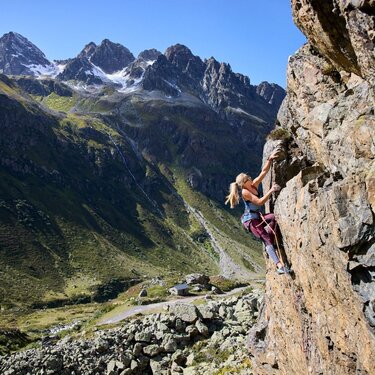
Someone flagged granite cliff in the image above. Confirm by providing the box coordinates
[249,1,375,374]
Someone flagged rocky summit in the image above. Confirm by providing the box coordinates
[0,32,55,76]
[249,1,375,374]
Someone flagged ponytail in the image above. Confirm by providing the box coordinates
[225,173,250,208]
[225,182,240,208]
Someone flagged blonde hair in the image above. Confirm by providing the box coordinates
[225,173,250,208]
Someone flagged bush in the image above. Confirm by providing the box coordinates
[190,228,209,243]
[267,127,292,142]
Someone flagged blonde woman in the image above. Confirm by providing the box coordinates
[225,151,291,274]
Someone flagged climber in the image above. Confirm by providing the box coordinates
[225,150,291,274]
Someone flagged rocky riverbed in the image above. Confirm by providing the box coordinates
[0,290,261,375]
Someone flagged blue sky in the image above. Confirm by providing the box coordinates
[1,0,306,87]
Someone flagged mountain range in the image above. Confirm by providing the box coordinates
[0,31,285,309]
[0,32,284,112]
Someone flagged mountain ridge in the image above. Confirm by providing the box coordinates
[0,31,285,112]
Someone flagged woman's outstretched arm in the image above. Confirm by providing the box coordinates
[252,150,279,188]
[243,184,280,206]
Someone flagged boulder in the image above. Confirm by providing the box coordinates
[134,331,152,343]
[161,334,178,353]
[195,320,209,338]
[168,303,199,323]
[143,344,162,357]
[185,273,209,285]
[138,289,147,298]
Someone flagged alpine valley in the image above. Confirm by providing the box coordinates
[0,32,284,321]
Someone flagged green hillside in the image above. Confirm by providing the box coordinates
[0,75,264,316]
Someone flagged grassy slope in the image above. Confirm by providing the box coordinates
[0,78,265,341]
[0,81,220,309]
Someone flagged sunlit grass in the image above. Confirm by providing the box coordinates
[43,93,77,112]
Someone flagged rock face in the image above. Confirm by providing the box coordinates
[291,0,375,89]
[58,39,135,82]
[56,56,105,84]
[249,1,375,374]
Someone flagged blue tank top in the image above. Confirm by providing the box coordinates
[241,199,263,223]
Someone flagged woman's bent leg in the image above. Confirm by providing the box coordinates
[249,219,280,265]
[263,213,277,243]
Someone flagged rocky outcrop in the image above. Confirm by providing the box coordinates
[14,76,73,97]
[0,292,260,375]
[256,82,286,113]
[291,0,375,90]
[56,56,104,84]
[249,1,375,374]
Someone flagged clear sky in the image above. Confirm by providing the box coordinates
[0,0,306,88]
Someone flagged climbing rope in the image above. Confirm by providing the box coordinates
[256,212,285,267]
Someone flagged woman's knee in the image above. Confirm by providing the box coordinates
[265,213,275,221]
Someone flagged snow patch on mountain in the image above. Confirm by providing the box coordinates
[34,58,158,93]
[227,106,267,123]
[26,63,62,77]
[163,79,182,93]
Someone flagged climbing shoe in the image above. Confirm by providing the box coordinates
[277,266,292,275]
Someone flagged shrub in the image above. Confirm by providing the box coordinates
[267,127,292,142]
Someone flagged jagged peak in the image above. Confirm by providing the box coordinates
[205,57,220,68]
[1,31,29,43]
[77,39,134,60]
[78,42,97,59]
[165,43,193,56]
[256,81,286,108]
[165,44,196,63]
[257,81,283,89]
[138,48,162,61]
[79,38,135,74]
[101,38,112,44]
[0,31,53,76]
[0,31,46,56]
[99,38,124,48]
[2,31,19,39]
[97,38,132,53]
[219,62,232,73]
